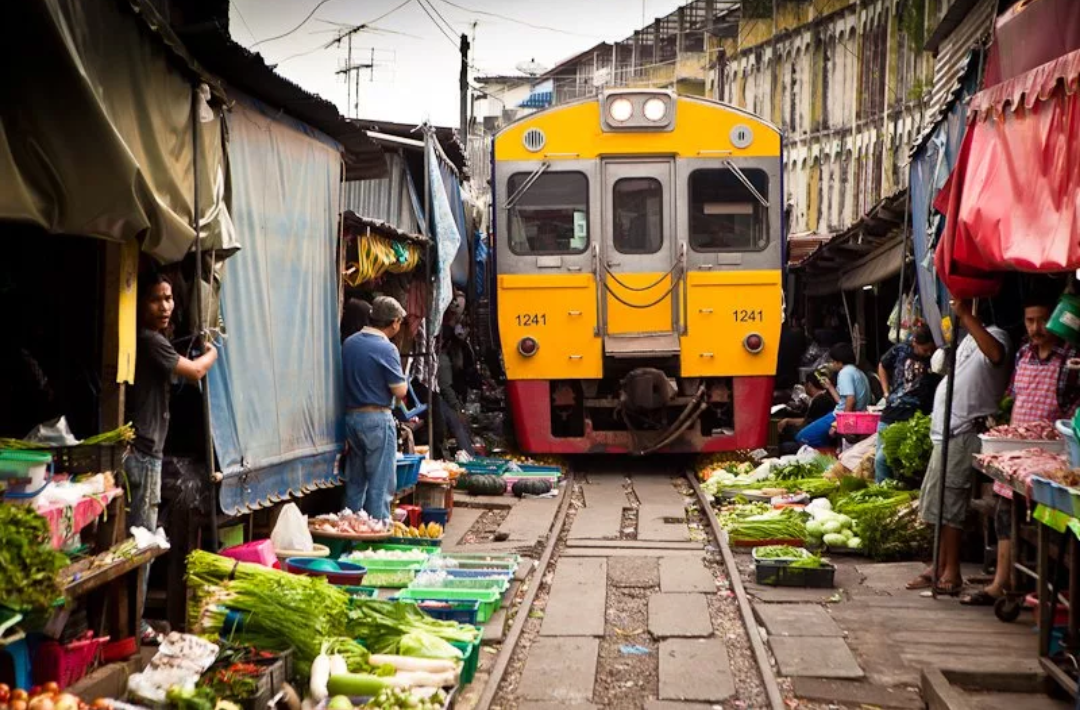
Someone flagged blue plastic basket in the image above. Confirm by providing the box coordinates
[396,454,423,490]
[1050,481,1075,515]
[1031,477,1057,508]
[441,568,513,579]
[1057,420,1080,468]
[390,597,481,624]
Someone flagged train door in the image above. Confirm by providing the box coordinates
[600,159,680,358]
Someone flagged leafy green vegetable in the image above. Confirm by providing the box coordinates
[0,503,67,610]
[397,631,463,660]
[880,412,934,482]
[856,504,931,561]
[724,509,807,542]
[754,545,809,559]
[347,599,479,655]
[788,554,826,569]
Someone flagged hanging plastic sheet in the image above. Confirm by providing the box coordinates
[935,48,1080,299]
[0,0,237,264]
[427,139,463,336]
[909,55,981,345]
[442,162,470,290]
[208,96,344,515]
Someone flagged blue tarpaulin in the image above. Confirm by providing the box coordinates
[519,91,553,109]
[208,95,345,515]
[426,139,463,336]
[909,53,981,346]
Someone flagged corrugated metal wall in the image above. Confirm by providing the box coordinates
[927,0,996,119]
[342,152,419,234]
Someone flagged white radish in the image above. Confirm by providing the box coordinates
[368,655,457,674]
[328,654,348,676]
[391,670,457,688]
[309,653,331,701]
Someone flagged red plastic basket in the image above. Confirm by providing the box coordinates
[835,411,881,435]
[34,633,109,688]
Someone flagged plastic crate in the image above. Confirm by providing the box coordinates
[394,598,481,625]
[361,569,419,588]
[221,539,277,567]
[33,633,109,688]
[421,508,450,527]
[441,568,514,579]
[979,435,1065,456]
[395,588,501,623]
[353,542,441,555]
[1050,481,1075,515]
[1031,477,1057,508]
[513,464,562,476]
[461,458,510,475]
[41,444,125,475]
[385,536,443,548]
[343,586,379,600]
[450,639,480,685]
[342,554,428,571]
[754,559,836,588]
[396,455,423,490]
[412,576,510,593]
[834,411,881,436]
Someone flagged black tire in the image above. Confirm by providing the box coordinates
[994,596,1022,623]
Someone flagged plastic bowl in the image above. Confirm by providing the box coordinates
[285,557,367,585]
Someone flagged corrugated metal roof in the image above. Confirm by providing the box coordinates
[925,0,995,119]
[342,153,420,236]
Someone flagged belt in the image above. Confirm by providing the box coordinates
[349,405,391,413]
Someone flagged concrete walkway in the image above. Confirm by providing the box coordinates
[515,474,736,708]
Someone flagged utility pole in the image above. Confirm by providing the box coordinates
[459,33,470,134]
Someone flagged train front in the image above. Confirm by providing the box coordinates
[492,90,783,455]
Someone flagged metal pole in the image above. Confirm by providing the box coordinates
[459,34,470,135]
[895,190,911,344]
[192,88,219,551]
[423,129,435,461]
[931,308,961,596]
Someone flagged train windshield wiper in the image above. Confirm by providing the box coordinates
[722,160,769,208]
[506,162,551,211]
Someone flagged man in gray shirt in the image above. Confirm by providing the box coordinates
[909,299,1010,594]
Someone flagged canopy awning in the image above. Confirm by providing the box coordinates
[935,47,1080,299]
[519,90,553,109]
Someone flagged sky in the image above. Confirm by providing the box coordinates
[229,0,687,127]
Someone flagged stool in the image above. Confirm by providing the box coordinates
[0,635,32,690]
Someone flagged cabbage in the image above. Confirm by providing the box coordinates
[840,528,854,541]
[836,514,853,528]
[847,537,862,549]
[822,520,842,535]
[822,533,847,547]
[805,520,825,536]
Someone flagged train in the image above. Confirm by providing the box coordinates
[490,90,783,455]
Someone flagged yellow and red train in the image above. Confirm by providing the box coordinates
[491,90,783,454]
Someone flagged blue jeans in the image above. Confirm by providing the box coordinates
[874,420,892,484]
[123,449,162,620]
[796,411,836,448]
[344,410,397,519]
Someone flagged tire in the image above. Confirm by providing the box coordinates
[994,595,1022,623]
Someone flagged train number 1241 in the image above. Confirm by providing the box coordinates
[516,313,547,326]
[732,309,764,322]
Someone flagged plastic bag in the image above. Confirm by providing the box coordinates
[271,503,313,552]
[23,416,79,446]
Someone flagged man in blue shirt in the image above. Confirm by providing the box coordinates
[796,342,870,448]
[342,296,408,519]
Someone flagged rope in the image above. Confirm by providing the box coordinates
[602,260,681,292]
[601,266,685,310]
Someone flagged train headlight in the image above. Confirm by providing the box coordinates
[643,97,668,122]
[608,97,633,123]
[743,333,764,354]
[518,336,539,357]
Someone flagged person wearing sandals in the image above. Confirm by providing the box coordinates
[908,299,1010,596]
[960,293,1079,606]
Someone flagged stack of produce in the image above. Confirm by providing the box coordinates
[717,505,806,544]
[310,511,391,536]
[390,521,443,539]
[754,545,829,570]
[0,504,68,611]
[346,599,479,659]
[804,500,860,550]
[879,411,933,482]
[822,483,926,560]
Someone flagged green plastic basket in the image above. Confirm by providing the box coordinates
[450,639,480,686]
[395,588,501,623]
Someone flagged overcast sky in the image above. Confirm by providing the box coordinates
[230,0,686,126]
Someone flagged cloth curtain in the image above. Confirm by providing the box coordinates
[0,0,236,263]
[208,96,343,515]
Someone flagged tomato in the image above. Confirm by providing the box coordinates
[11,700,28,710]
[40,686,58,698]
[11,691,28,703]
[0,687,10,704]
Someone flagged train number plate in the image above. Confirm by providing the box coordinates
[515,313,547,326]
[732,309,764,322]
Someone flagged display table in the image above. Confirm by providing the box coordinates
[36,488,124,549]
[974,458,1080,699]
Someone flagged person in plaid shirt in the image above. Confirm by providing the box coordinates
[962,294,1080,606]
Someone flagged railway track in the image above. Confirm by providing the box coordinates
[468,463,785,710]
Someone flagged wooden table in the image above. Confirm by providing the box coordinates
[974,458,1080,699]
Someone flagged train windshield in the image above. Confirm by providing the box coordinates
[612,178,663,254]
[507,171,589,255]
[688,168,769,251]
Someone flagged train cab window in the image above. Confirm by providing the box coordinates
[688,169,768,251]
[612,178,663,254]
[507,172,589,255]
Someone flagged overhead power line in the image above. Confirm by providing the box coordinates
[432,0,600,38]
[417,0,461,50]
[249,0,336,48]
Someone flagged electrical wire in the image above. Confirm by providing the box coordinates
[420,0,459,37]
[249,0,337,48]
[432,0,600,38]
[416,0,460,50]
[229,0,258,45]
[270,0,415,66]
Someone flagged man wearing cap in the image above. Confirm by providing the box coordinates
[342,296,408,519]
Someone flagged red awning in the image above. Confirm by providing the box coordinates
[935,47,1080,299]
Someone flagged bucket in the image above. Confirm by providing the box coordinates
[1058,420,1080,468]
[0,450,53,501]
[1048,294,1080,345]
